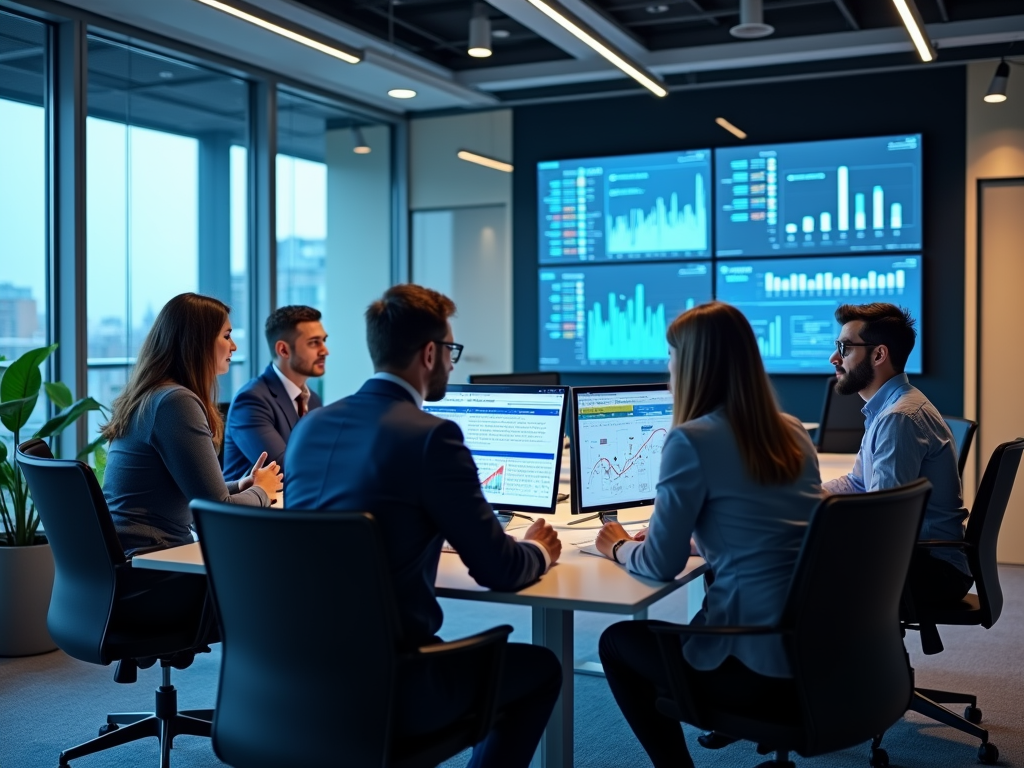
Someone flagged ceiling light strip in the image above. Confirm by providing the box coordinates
[193,0,362,64]
[526,0,667,97]
[715,117,747,139]
[457,150,514,173]
[891,0,935,63]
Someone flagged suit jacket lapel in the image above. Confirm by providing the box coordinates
[262,364,299,432]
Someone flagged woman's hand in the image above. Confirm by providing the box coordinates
[239,451,283,500]
[595,521,632,560]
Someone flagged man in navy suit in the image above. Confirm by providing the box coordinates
[222,305,328,480]
[286,284,562,768]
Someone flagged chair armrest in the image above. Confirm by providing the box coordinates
[127,544,173,559]
[407,624,513,660]
[648,623,785,638]
[917,539,971,549]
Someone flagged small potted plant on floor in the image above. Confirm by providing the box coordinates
[0,344,106,656]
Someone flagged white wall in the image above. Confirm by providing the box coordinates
[964,60,1024,561]
[322,123,392,404]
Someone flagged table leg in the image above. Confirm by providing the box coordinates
[531,606,573,768]
[574,607,648,678]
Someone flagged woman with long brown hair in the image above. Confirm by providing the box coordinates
[594,301,822,768]
[102,292,282,555]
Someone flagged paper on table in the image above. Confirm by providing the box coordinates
[571,524,648,558]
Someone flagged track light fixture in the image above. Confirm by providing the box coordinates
[984,60,1010,103]
[468,3,493,58]
[352,127,371,154]
[457,150,514,173]
[730,0,774,40]
[891,0,935,63]
[192,0,362,64]
[715,117,747,140]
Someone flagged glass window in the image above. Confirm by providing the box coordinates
[85,37,250,435]
[0,10,48,437]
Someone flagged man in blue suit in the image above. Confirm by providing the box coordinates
[286,284,562,768]
[222,305,328,481]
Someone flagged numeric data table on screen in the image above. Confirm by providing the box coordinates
[538,149,712,264]
[716,254,923,374]
[716,134,922,257]
[539,262,713,373]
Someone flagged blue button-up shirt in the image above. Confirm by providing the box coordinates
[823,373,969,575]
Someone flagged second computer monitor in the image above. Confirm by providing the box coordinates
[571,383,673,516]
[423,384,569,515]
[468,372,561,386]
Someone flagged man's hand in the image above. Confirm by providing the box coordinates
[596,521,632,560]
[523,518,562,565]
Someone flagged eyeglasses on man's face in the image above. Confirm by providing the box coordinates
[834,339,876,358]
[434,340,464,363]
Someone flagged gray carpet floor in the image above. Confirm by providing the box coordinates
[2,567,1022,768]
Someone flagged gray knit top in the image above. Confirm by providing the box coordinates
[104,384,269,555]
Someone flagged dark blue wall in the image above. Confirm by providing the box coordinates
[512,66,967,422]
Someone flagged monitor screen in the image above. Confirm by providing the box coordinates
[571,384,673,515]
[539,262,713,373]
[716,254,923,374]
[716,134,922,257]
[423,384,569,514]
[537,148,712,264]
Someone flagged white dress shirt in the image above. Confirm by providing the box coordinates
[272,363,310,415]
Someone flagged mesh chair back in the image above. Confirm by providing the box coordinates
[192,501,404,768]
[468,372,561,385]
[815,377,866,453]
[964,438,1024,628]
[16,439,125,664]
[942,416,979,480]
[781,479,930,755]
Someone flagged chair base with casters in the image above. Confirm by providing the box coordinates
[59,655,213,768]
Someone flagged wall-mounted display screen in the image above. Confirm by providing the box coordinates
[539,262,713,373]
[716,135,922,257]
[716,254,923,374]
[537,149,712,264]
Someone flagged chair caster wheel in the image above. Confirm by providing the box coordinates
[98,722,119,736]
[870,747,889,767]
[978,742,998,764]
[698,730,739,749]
[964,706,983,724]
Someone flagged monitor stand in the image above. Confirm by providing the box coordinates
[566,511,618,526]
[494,510,535,523]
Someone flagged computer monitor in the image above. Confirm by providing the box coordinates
[469,372,561,385]
[423,384,569,515]
[570,383,673,519]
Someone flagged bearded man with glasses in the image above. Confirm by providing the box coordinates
[824,302,971,608]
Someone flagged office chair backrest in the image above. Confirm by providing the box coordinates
[192,501,404,768]
[964,438,1024,629]
[781,478,929,756]
[942,415,978,480]
[16,439,126,664]
[468,371,561,385]
[815,376,867,453]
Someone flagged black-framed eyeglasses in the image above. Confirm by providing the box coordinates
[834,340,876,358]
[434,340,464,363]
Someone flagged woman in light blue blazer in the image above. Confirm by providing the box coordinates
[595,301,823,768]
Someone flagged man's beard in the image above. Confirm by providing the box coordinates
[291,356,324,378]
[834,354,875,396]
[424,355,449,402]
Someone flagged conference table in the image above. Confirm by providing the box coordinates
[132,450,857,768]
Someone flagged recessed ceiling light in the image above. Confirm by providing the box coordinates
[387,88,417,99]
[492,28,511,39]
[646,4,669,13]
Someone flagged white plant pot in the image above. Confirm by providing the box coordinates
[0,542,57,656]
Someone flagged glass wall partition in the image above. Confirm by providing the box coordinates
[0,10,48,437]
[85,37,251,434]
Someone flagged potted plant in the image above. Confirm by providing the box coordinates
[0,344,106,656]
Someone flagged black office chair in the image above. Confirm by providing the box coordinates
[651,479,931,768]
[191,500,513,768]
[468,371,561,385]
[901,437,1024,765]
[941,415,979,480]
[16,438,214,768]
[815,376,867,453]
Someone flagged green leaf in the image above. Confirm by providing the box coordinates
[92,444,107,488]
[44,381,73,411]
[0,440,6,464]
[76,434,108,462]
[0,344,56,433]
[0,394,39,434]
[33,397,105,439]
